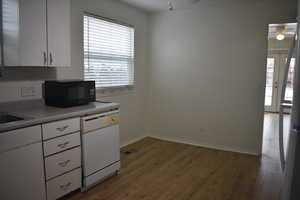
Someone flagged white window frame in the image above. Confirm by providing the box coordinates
[83,13,135,90]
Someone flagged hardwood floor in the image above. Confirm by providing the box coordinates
[68,121,284,200]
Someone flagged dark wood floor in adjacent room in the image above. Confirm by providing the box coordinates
[68,135,282,200]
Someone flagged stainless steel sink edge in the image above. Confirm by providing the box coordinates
[0,112,34,124]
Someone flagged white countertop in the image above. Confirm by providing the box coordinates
[0,100,120,133]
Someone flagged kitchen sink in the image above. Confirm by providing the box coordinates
[0,113,25,124]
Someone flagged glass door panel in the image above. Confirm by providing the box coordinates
[265,58,275,107]
[285,58,295,102]
[264,54,296,113]
[265,56,279,112]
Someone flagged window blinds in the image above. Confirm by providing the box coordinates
[84,14,135,88]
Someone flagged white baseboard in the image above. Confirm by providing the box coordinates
[119,134,261,156]
[120,135,147,148]
[149,135,260,156]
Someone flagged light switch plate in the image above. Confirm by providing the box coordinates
[21,86,36,97]
[0,81,43,103]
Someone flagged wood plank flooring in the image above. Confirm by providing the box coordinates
[68,135,282,200]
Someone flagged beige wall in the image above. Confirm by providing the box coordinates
[0,67,56,81]
[55,0,150,146]
[0,0,297,155]
[146,0,297,155]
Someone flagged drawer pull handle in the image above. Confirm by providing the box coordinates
[57,141,70,149]
[60,182,72,190]
[56,125,69,132]
[58,160,70,167]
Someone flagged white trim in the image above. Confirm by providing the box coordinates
[119,135,260,155]
[120,135,147,148]
[96,88,134,98]
[84,12,134,28]
[149,135,260,156]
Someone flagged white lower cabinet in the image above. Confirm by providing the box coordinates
[42,118,80,140]
[0,142,46,200]
[47,168,81,200]
[43,126,82,200]
[0,110,119,200]
[45,146,81,180]
[43,132,81,156]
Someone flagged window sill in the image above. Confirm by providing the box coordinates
[96,85,134,97]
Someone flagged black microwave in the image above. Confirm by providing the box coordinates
[44,80,96,107]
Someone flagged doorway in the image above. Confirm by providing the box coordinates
[262,23,297,164]
[264,23,297,113]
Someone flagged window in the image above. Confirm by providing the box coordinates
[84,14,135,89]
[265,58,275,106]
[285,58,295,102]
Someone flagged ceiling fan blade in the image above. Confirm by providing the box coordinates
[189,0,201,4]
[167,0,201,11]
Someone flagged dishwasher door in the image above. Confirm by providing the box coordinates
[82,124,120,177]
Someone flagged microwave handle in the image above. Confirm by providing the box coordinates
[49,52,53,65]
[43,52,47,65]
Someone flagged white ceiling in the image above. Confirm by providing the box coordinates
[119,0,202,12]
[119,0,266,12]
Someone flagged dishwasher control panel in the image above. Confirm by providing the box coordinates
[81,110,120,133]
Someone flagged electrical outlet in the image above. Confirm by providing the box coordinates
[21,86,36,97]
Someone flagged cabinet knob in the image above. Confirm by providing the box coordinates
[60,182,72,190]
[56,125,69,132]
[58,160,70,167]
[57,141,70,149]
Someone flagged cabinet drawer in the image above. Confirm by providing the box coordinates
[43,132,81,156]
[47,168,81,200]
[45,147,81,180]
[0,126,42,153]
[42,118,80,140]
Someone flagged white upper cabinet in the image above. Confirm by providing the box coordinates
[2,0,47,66]
[47,0,71,67]
[1,0,71,67]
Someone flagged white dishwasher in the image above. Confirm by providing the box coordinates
[81,109,120,191]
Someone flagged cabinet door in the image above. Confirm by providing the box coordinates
[0,142,46,200]
[47,0,71,67]
[2,0,47,66]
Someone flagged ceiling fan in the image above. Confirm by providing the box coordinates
[168,0,201,11]
[275,25,288,41]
